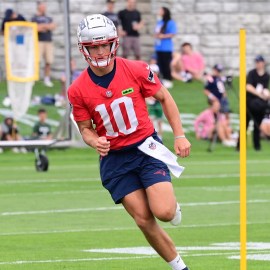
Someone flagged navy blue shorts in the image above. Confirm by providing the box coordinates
[99,134,171,204]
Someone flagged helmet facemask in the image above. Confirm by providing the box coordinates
[77,14,119,68]
[78,38,119,67]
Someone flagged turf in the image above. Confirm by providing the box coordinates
[0,78,269,269]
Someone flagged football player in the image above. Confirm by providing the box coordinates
[68,14,191,270]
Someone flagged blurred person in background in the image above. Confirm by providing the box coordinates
[146,56,164,139]
[204,64,231,116]
[60,58,81,99]
[103,0,120,34]
[194,100,236,147]
[118,0,144,60]
[32,108,52,140]
[154,7,177,89]
[244,55,270,150]
[1,117,27,153]
[171,42,205,83]
[32,1,56,88]
[1,8,26,34]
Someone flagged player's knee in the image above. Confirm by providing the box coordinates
[134,214,155,231]
[154,207,175,222]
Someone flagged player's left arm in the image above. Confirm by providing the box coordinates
[153,86,191,158]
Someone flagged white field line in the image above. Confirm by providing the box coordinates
[1,178,100,184]
[0,159,269,172]
[1,221,270,237]
[187,160,270,165]
[1,199,269,217]
[183,199,270,206]
[2,185,270,197]
[0,190,107,197]
[0,256,157,265]
[179,173,270,179]
[0,250,269,265]
[0,206,124,216]
[188,250,270,258]
[0,164,98,171]
[1,172,270,185]
[1,185,269,197]
[229,254,270,261]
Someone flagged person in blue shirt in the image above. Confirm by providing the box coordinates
[154,7,177,89]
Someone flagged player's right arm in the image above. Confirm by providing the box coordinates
[76,120,110,156]
[68,82,110,156]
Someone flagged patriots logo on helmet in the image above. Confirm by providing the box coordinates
[79,20,86,31]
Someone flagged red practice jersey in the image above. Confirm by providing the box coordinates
[68,57,162,150]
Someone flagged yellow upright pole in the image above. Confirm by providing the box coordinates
[239,29,247,270]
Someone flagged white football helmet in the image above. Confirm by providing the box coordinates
[77,14,119,67]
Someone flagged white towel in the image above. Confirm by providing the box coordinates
[138,136,185,178]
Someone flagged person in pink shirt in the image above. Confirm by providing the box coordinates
[171,42,205,82]
[194,100,236,147]
[194,100,219,140]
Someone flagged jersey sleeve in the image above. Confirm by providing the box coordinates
[136,62,162,98]
[68,86,91,122]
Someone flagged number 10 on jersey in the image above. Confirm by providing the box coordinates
[95,96,139,136]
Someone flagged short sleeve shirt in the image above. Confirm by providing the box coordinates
[246,68,270,100]
[204,76,225,101]
[32,15,53,41]
[154,19,177,52]
[118,9,141,37]
[103,11,119,29]
[68,57,162,150]
[33,122,51,139]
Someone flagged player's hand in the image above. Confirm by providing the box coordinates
[95,136,110,157]
[174,137,191,158]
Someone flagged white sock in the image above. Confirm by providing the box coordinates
[168,254,186,270]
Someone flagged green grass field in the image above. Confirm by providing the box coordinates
[0,79,270,269]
